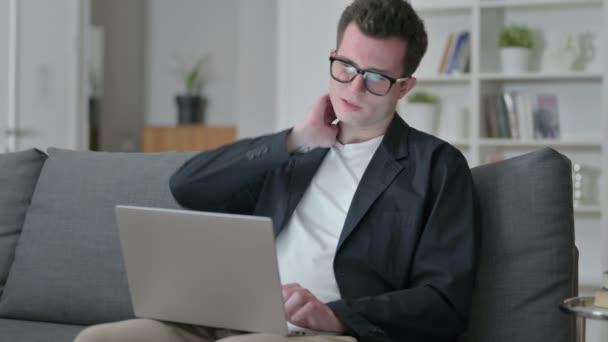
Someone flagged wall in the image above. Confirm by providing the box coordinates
[0,1,8,151]
[236,0,277,138]
[275,0,346,131]
[92,0,147,151]
[145,0,239,127]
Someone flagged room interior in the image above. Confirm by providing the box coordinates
[0,0,607,340]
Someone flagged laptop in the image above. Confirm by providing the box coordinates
[115,205,289,336]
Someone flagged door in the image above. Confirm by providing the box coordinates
[1,0,86,153]
[0,0,11,152]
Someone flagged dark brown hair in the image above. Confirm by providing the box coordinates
[337,0,428,77]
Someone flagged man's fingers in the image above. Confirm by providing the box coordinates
[323,105,337,125]
[289,301,316,327]
[284,289,310,318]
[281,283,302,301]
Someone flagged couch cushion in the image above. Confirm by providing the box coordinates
[461,148,576,342]
[0,148,196,325]
[0,318,85,342]
[0,149,46,295]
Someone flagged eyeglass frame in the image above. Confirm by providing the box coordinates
[328,56,411,96]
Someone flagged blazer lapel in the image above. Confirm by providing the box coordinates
[336,147,403,251]
[336,114,411,252]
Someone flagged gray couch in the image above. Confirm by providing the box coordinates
[0,147,576,342]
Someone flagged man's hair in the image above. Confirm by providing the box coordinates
[337,0,428,77]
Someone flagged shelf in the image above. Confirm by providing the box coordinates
[480,72,603,82]
[574,205,602,215]
[480,0,602,10]
[416,75,471,84]
[414,1,472,13]
[448,139,470,148]
[478,139,603,148]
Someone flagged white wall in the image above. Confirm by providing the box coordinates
[603,0,608,278]
[236,0,277,138]
[145,0,239,127]
[275,0,346,131]
[0,1,8,151]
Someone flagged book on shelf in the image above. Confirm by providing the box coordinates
[482,93,560,140]
[502,93,520,140]
[438,31,470,75]
[495,95,511,138]
[438,33,455,74]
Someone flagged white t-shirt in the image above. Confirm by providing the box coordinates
[276,135,383,334]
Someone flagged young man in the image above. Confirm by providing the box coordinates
[75,0,478,341]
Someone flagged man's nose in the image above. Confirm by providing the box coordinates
[350,73,367,94]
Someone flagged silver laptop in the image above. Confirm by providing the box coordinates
[115,205,289,336]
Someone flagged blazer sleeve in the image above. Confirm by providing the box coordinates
[169,129,293,214]
[328,148,479,341]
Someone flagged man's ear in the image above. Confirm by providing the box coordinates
[398,77,417,98]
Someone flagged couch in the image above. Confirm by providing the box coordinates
[0,147,577,342]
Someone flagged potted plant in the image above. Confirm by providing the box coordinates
[400,91,440,135]
[175,57,207,124]
[499,25,534,73]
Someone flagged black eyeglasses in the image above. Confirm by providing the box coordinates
[329,56,410,96]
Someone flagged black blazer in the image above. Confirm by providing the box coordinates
[169,114,479,342]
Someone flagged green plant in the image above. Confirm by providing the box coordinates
[183,59,203,95]
[174,55,208,96]
[499,25,534,49]
[408,91,438,104]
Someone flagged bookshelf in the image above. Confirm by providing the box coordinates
[408,0,607,305]
[479,71,603,81]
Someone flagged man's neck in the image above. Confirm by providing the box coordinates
[337,117,392,145]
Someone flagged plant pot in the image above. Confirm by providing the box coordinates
[500,47,531,73]
[403,103,438,135]
[175,95,206,124]
[438,107,468,140]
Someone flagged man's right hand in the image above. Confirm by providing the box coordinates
[287,94,339,154]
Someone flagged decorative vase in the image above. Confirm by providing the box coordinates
[572,163,600,207]
[500,47,531,73]
[175,95,206,124]
[403,103,438,135]
[558,33,583,72]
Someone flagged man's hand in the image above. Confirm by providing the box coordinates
[287,94,339,154]
[282,283,347,333]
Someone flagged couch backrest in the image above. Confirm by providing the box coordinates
[0,148,196,325]
[461,148,577,342]
[0,149,47,296]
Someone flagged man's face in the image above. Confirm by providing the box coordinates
[329,22,416,130]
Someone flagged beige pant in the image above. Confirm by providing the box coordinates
[74,319,357,342]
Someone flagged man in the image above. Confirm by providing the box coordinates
[75,0,478,341]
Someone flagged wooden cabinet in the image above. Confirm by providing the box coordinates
[141,125,236,152]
